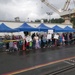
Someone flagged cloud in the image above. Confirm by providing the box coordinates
[0,0,12,4]
[0,0,74,21]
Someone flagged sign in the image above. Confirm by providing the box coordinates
[54,34,59,39]
[48,30,53,34]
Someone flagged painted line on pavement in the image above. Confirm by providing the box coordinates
[2,56,75,75]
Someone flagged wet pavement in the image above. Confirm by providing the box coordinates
[0,45,75,75]
[57,67,75,75]
[15,61,70,75]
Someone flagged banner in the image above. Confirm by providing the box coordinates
[48,30,53,34]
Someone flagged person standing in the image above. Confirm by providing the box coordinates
[47,33,52,47]
[34,34,40,49]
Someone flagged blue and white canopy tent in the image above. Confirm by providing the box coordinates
[15,22,38,32]
[0,23,19,32]
[37,23,52,32]
[52,25,64,32]
[63,26,75,32]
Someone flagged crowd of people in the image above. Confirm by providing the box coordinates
[0,32,75,52]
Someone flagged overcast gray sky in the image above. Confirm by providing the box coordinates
[0,0,74,21]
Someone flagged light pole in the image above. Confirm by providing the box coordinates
[46,12,53,23]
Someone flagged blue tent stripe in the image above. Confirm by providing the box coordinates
[52,25,64,32]
[16,22,38,31]
[63,26,75,32]
[37,23,52,31]
[0,23,18,32]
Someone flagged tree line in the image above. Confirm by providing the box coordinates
[35,18,75,28]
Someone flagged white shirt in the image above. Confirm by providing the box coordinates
[9,42,13,47]
[47,33,52,40]
[26,35,32,42]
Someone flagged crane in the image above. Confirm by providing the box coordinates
[73,0,75,7]
[62,0,71,11]
[41,0,60,15]
[40,0,75,24]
